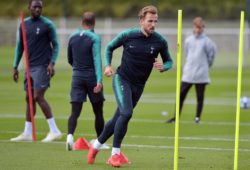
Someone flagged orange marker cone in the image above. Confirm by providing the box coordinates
[74,137,90,150]
[120,152,131,164]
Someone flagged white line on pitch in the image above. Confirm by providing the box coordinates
[1,93,237,106]
[0,139,249,152]
[1,113,250,126]
[2,130,250,142]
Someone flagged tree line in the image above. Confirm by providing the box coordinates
[0,0,245,19]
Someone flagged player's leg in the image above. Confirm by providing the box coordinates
[10,77,35,141]
[91,101,111,150]
[34,89,52,118]
[87,79,105,137]
[25,90,36,122]
[113,75,132,143]
[24,91,36,138]
[179,82,193,113]
[68,102,83,135]
[107,76,144,167]
[88,108,120,164]
[167,82,192,123]
[67,76,86,150]
[98,108,120,143]
[88,74,125,165]
[34,89,62,141]
[33,66,61,142]
[194,83,206,123]
[67,102,83,150]
[108,74,137,167]
[91,101,104,136]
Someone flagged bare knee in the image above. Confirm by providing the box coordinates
[34,94,44,103]
[25,94,34,103]
[34,90,46,103]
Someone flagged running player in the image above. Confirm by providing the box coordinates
[87,5,173,167]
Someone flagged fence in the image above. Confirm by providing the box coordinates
[1,18,249,68]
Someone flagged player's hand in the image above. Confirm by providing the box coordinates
[153,59,164,72]
[13,68,19,83]
[94,83,102,93]
[104,66,114,77]
[47,62,55,77]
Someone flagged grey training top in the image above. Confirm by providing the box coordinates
[182,33,216,84]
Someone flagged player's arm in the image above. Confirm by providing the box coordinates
[104,30,127,77]
[154,36,173,72]
[13,25,24,82]
[48,21,59,65]
[184,37,189,57]
[67,39,73,66]
[47,21,59,77]
[205,38,216,67]
[92,35,103,93]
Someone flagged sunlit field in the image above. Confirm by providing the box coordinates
[0,46,249,169]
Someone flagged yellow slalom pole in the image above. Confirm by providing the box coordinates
[174,9,182,170]
[233,11,245,170]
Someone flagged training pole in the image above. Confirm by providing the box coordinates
[173,9,182,170]
[20,11,36,141]
[233,11,244,170]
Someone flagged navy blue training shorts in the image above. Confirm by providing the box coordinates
[70,76,105,103]
[24,66,50,91]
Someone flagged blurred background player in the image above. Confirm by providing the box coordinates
[11,0,62,142]
[66,11,109,151]
[167,17,216,124]
[87,5,173,167]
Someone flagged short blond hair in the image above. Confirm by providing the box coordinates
[193,17,205,27]
[138,5,158,20]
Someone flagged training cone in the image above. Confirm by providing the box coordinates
[74,137,90,150]
[120,152,131,164]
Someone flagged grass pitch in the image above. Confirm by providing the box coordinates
[0,46,250,169]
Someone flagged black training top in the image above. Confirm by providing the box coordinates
[13,16,59,69]
[105,28,173,86]
[68,29,102,84]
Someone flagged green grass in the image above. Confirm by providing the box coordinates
[0,46,250,169]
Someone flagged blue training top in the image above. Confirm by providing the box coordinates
[67,29,102,84]
[105,28,173,86]
[13,16,59,69]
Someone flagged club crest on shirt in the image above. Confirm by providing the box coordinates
[80,30,85,36]
[36,27,40,35]
[150,46,155,54]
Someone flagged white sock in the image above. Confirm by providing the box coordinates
[112,147,120,156]
[47,117,60,133]
[24,121,32,135]
[67,134,74,143]
[93,139,102,150]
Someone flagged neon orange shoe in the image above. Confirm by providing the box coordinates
[87,145,99,164]
[107,154,121,167]
[120,152,131,164]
